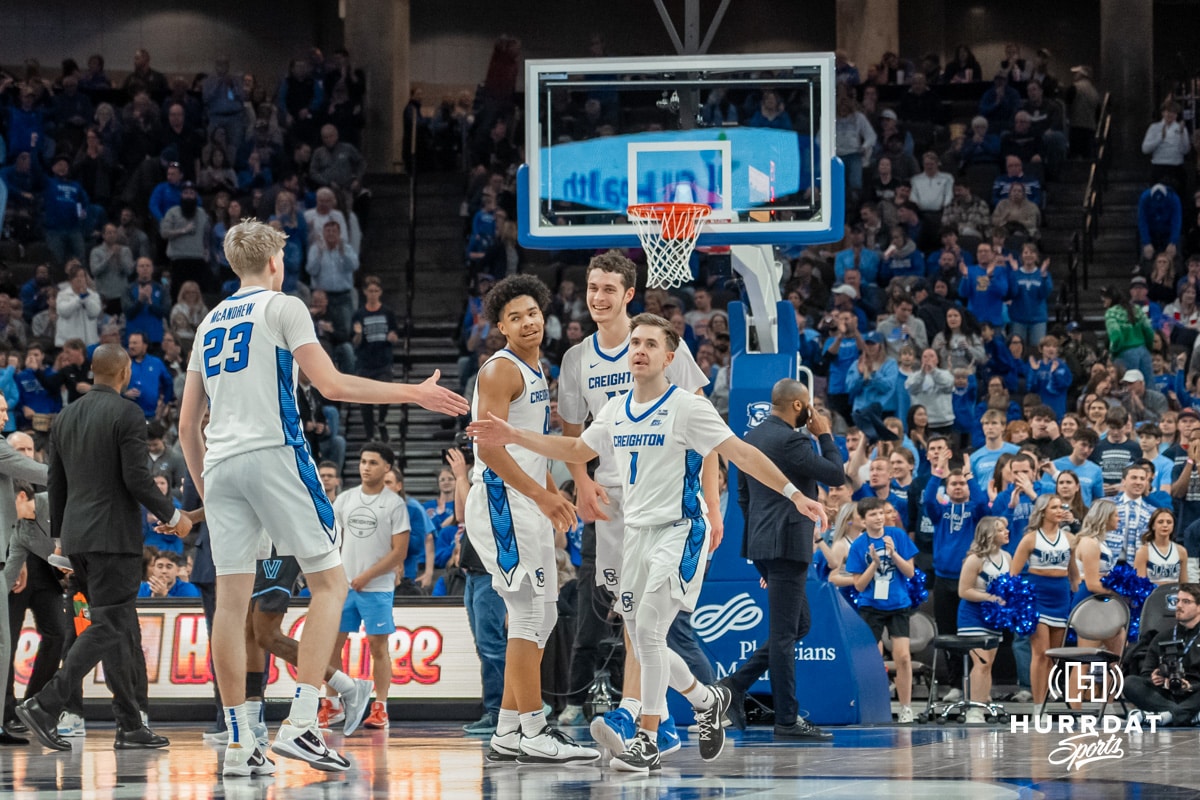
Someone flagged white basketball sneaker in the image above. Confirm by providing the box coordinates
[517,726,601,764]
[222,742,277,777]
[271,721,351,772]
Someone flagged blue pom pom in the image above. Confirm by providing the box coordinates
[905,570,930,606]
[983,573,1039,635]
[1101,563,1155,641]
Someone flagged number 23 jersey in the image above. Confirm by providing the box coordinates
[581,385,731,527]
[187,288,319,470]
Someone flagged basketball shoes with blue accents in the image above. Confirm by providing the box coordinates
[656,715,681,757]
[590,707,636,755]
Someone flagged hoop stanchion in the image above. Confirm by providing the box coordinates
[627,202,711,289]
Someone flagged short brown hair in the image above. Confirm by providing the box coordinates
[363,275,382,289]
[587,250,638,292]
[628,313,680,352]
[224,219,287,278]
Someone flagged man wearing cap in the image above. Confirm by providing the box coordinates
[42,155,90,267]
[830,284,869,332]
[1130,276,1167,331]
[1122,369,1168,425]
[834,224,882,286]
[148,163,184,223]
[847,331,901,443]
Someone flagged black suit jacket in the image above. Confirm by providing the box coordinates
[737,415,845,563]
[48,384,178,555]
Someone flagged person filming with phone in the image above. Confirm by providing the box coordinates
[1126,584,1200,726]
[718,379,845,740]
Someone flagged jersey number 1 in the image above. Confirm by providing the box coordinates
[203,322,254,377]
[628,451,639,485]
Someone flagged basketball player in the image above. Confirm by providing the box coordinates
[464,274,599,765]
[558,251,712,755]
[177,219,467,776]
[331,442,410,730]
[469,313,827,772]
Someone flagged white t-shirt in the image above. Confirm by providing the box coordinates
[559,332,708,486]
[187,288,319,471]
[334,485,410,593]
[581,385,732,527]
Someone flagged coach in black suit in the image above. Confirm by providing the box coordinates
[720,379,845,739]
[16,345,192,751]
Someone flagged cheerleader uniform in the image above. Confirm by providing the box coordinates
[1071,539,1116,606]
[1026,528,1072,627]
[957,550,1013,636]
[1146,541,1182,585]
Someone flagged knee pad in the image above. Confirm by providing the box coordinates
[537,600,558,649]
[505,584,544,643]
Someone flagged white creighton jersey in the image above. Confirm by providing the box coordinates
[560,332,708,486]
[187,288,320,470]
[581,385,731,528]
[471,349,551,487]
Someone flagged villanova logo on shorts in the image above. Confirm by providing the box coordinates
[262,560,282,580]
[621,592,634,613]
[746,402,771,429]
[603,568,618,586]
[535,568,545,588]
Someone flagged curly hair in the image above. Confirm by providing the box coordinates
[483,274,552,325]
[587,250,638,292]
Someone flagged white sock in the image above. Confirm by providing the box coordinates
[619,698,642,720]
[224,704,252,745]
[684,682,714,711]
[519,709,548,738]
[289,684,320,726]
[245,700,262,725]
[497,707,520,735]
[328,670,355,694]
[328,695,344,710]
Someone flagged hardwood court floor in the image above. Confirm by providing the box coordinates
[4,721,1200,799]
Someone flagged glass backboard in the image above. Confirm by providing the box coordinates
[517,53,843,250]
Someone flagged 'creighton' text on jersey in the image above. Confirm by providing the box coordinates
[581,385,732,528]
[559,333,708,487]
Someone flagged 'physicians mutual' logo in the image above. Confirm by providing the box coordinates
[692,593,763,643]
[745,402,771,429]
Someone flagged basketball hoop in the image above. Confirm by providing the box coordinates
[627,202,712,289]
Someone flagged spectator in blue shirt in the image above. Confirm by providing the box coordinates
[834,224,882,285]
[1028,336,1073,419]
[979,74,1022,132]
[387,467,436,591]
[143,474,185,553]
[990,452,1039,554]
[958,243,1010,327]
[425,466,459,568]
[3,88,46,161]
[125,331,174,419]
[993,155,1044,207]
[847,331,902,443]
[880,225,925,282]
[42,155,91,266]
[1009,244,1054,346]
[19,263,53,324]
[16,343,62,430]
[148,162,185,222]
[745,90,793,130]
[822,309,863,428]
[123,257,170,346]
[1138,184,1182,260]
[138,550,201,598]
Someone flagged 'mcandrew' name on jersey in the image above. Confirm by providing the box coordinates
[209,299,258,323]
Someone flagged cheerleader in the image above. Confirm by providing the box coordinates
[1073,500,1125,655]
[817,504,865,606]
[1135,508,1188,585]
[956,516,1012,721]
[1011,494,1078,710]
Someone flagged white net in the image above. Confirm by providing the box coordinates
[627,203,712,289]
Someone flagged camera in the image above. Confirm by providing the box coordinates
[1159,639,1187,694]
[443,430,475,465]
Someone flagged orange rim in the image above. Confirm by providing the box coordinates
[627,202,711,240]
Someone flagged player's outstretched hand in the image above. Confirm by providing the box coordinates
[414,370,471,417]
[538,490,578,534]
[791,492,828,532]
[575,476,611,523]
[466,412,518,447]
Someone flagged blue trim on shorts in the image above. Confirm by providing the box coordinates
[957,599,1001,637]
[276,346,336,544]
[679,517,706,584]
[1029,572,1071,627]
[482,467,520,583]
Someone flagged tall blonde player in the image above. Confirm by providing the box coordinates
[558,251,713,755]
[177,220,467,776]
[470,314,827,772]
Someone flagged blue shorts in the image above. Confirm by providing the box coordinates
[339,590,396,635]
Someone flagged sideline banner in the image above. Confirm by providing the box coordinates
[13,602,482,700]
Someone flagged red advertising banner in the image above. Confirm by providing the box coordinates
[14,603,482,700]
